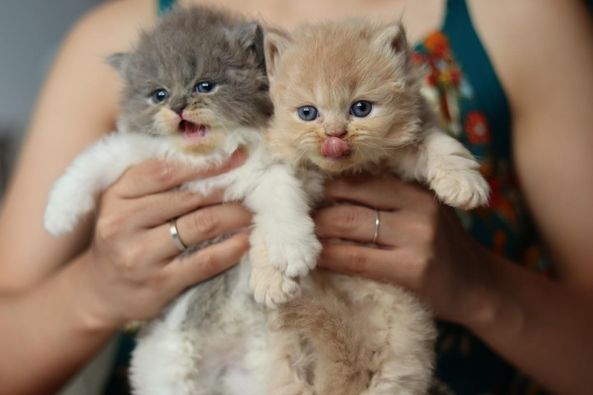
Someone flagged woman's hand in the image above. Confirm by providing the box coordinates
[314,176,498,326]
[80,151,252,329]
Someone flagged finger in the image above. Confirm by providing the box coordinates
[166,233,249,288]
[315,204,429,247]
[317,241,393,281]
[318,242,417,287]
[127,188,225,228]
[324,176,432,210]
[114,149,247,198]
[147,203,253,259]
[315,204,384,245]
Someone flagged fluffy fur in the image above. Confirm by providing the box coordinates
[262,20,491,394]
[44,7,321,394]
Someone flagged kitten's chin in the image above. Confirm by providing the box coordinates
[309,154,359,174]
[170,122,226,155]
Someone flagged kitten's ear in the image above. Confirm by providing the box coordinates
[263,27,292,80]
[107,52,129,78]
[234,22,263,49]
[373,22,409,59]
[230,22,266,69]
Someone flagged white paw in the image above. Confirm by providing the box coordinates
[431,168,489,209]
[44,193,94,236]
[267,235,322,278]
[250,264,301,308]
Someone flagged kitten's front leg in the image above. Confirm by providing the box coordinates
[249,231,301,307]
[244,163,321,279]
[44,133,155,235]
[396,127,490,209]
[241,163,321,307]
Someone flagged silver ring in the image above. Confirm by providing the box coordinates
[371,209,381,244]
[169,218,188,252]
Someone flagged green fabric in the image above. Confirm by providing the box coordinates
[442,0,512,160]
[102,333,135,395]
[157,0,176,16]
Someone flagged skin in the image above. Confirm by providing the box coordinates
[0,0,591,394]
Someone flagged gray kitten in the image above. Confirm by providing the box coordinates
[43,6,321,395]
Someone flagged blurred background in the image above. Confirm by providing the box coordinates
[0,0,100,194]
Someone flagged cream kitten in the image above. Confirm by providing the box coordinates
[44,7,320,395]
[261,20,490,394]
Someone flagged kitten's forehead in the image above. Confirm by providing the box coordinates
[275,22,405,105]
[131,35,217,86]
[125,8,251,88]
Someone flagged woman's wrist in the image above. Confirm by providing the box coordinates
[61,251,124,333]
[456,244,523,336]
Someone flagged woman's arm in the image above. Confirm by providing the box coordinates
[0,4,151,391]
[474,0,593,289]
[315,1,593,394]
[471,0,593,390]
[0,0,154,291]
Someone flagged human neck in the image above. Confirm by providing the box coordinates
[178,0,444,44]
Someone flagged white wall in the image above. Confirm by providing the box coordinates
[0,0,101,138]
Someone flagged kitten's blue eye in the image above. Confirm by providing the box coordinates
[150,89,169,103]
[195,81,217,93]
[350,100,373,117]
[297,106,319,121]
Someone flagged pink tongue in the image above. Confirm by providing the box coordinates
[321,137,351,158]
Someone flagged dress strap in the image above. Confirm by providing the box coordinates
[157,0,176,16]
[442,0,512,158]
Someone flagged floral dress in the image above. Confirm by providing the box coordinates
[103,0,552,393]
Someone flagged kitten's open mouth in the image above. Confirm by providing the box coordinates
[179,120,208,142]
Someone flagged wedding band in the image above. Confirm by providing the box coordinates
[169,218,188,252]
[371,209,381,244]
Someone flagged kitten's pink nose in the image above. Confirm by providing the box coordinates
[325,129,347,138]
